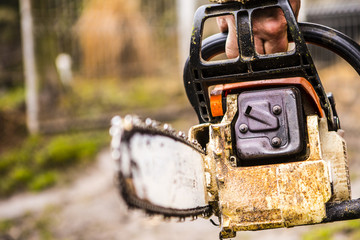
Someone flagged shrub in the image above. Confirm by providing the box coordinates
[28,172,57,192]
[10,167,33,184]
[0,131,108,197]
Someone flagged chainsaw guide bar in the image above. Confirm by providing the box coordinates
[110,115,212,219]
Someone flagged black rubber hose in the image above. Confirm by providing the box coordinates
[299,22,360,75]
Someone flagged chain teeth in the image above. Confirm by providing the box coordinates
[110,115,205,155]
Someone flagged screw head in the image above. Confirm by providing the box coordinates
[271,137,282,148]
[239,124,248,133]
[273,105,282,115]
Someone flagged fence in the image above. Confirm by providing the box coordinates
[31,0,178,78]
[306,2,360,67]
[0,1,22,89]
[25,0,183,133]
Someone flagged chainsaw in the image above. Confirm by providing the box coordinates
[110,0,360,239]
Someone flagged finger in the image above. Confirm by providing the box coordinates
[252,8,288,54]
[216,16,228,33]
[224,16,239,59]
[216,15,239,59]
[254,37,265,55]
[263,32,288,54]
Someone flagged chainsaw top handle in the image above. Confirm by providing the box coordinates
[183,0,360,130]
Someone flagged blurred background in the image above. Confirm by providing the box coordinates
[1,0,360,239]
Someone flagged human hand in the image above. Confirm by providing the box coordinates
[216,0,300,58]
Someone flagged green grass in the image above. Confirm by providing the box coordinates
[303,220,360,240]
[0,131,109,197]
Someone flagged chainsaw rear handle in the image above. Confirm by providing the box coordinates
[185,22,360,223]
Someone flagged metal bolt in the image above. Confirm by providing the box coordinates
[271,137,282,148]
[239,124,248,133]
[273,105,282,115]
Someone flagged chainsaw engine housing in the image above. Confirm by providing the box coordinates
[189,93,351,238]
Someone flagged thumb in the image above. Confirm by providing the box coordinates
[224,16,239,59]
[217,16,239,59]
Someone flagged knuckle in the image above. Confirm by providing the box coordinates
[263,18,287,38]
